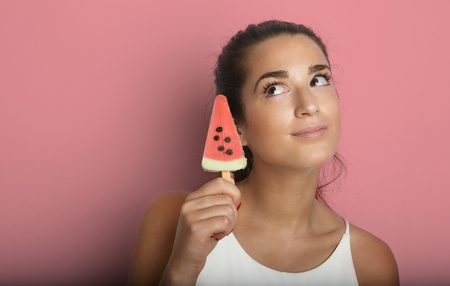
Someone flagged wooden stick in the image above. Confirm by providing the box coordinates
[221,171,233,184]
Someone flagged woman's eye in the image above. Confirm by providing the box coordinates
[264,83,288,97]
[311,76,330,86]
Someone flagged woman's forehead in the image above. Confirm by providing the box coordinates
[246,34,328,76]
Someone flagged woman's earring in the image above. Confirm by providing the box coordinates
[237,128,248,146]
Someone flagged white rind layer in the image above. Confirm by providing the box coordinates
[201,157,247,172]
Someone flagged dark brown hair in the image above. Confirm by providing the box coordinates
[214,20,345,205]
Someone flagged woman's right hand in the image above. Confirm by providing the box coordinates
[161,177,241,285]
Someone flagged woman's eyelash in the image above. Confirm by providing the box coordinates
[262,81,282,93]
[314,72,332,81]
[262,72,332,94]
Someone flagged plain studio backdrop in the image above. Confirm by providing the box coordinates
[1,1,449,285]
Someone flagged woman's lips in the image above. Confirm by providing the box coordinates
[291,124,328,139]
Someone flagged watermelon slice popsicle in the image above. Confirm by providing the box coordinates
[201,94,247,183]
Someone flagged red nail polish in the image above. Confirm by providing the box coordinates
[237,203,241,211]
[228,227,234,236]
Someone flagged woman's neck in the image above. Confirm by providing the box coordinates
[237,163,322,234]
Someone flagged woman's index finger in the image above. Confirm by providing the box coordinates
[186,177,241,207]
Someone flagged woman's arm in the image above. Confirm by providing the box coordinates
[127,190,188,286]
[351,224,400,286]
[127,178,241,286]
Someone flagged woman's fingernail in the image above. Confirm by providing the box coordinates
[227,228,234,236]
[237,203,241,211]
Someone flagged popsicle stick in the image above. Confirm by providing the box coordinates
[222,171,233,184]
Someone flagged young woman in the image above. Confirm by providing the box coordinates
[128,20,399,286]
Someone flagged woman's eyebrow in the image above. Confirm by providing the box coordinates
[253,65,330,92]
[308,64,330,74]
[254,70,288,92]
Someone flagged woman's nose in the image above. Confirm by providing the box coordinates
[294,88,320,117]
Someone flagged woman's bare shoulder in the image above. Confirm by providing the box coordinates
[139,190,190,236]
[145,190,190,224]
[350,223,399,286]
[128,190,189,286]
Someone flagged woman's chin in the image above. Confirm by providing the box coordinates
[294,151,337,171]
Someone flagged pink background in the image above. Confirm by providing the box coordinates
[1,1,449,285]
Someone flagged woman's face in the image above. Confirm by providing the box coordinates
[239,34,340,171]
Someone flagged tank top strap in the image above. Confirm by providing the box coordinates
[341,217,350,234]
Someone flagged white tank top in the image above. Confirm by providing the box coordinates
[196,218,358,286]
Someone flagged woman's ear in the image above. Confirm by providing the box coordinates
[237,126,248,146]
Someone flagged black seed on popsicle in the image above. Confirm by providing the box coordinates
[218,146,224,151]
[214,135,220,141]
[216,127,223,132]
[226,149,233,155]
[224,137,231,142]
